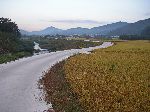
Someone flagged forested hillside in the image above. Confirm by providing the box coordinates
[110,18,150,36]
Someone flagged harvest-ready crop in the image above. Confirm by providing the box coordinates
[64,40,150,112]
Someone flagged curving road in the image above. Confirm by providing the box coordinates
[0,42,113,112]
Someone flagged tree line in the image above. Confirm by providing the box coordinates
[119,26,150,40]
[0,17,34,54]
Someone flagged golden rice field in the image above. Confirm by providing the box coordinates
[64,40,150,112]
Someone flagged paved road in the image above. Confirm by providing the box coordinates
[0,42,113,112]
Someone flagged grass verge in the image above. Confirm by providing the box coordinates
[39,61,84,112]
[0,51,32,64]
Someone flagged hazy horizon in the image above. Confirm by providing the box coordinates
[19,19,149,32]
[1,0,150,31]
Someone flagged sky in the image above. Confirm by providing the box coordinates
[0,0,150,31]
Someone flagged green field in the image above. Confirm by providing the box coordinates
[31,38,102,52]
[40,40,150,112]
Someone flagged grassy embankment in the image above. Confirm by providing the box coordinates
[39,61,85,112]
[40,40,150,112]
[0,52,32,64]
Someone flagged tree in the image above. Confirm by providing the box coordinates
[0,17,20,37]
[0,17,21,54]
[141,26,150,36]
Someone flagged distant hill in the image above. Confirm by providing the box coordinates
[20,29,30,35]
[109,18,150,36]
[20,26,63,36]
[64,27,90,35]
[20,22,129,36]
[90,22,128,35]
[63,22,128,35]
[30,26,63,35]
[20,18,150,36]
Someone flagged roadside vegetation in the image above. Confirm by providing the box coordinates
[39,61,84,112]
[25,37,102,52]
[0,17,34,64]
[40,40,150,112]
[0,52,32,64]
[40,39,102,52]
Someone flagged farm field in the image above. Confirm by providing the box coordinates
[65,40,150,112]
[40,40,150,112]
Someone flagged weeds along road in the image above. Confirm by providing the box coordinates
[0,42,113,112]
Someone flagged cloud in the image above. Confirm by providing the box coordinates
[48,19,105,24]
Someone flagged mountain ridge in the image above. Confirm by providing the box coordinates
[109,18,150,36]
[20,18,150,36]
[20,21,128,36]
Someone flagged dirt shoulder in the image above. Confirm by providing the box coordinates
[39,60,85,112]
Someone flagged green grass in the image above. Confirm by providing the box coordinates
[25,37,102,52]
[0,52,32,64]
[39,39,102,52]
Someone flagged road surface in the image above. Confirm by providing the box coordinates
[0,42,113,112]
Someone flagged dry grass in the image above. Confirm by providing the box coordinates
[39,61,84,112]
[64,40,150,112]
